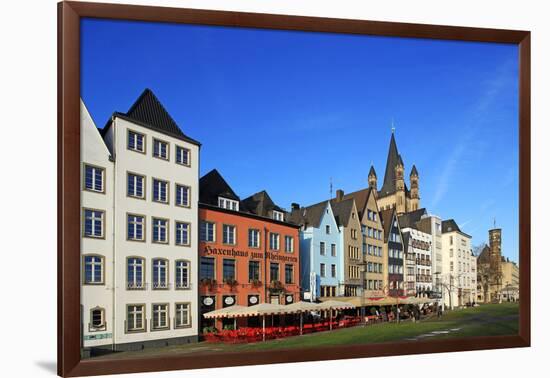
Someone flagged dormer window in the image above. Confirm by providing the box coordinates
[218,197,239,211]
[272,211,284,221]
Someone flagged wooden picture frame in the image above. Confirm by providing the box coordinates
[58,1,530,376]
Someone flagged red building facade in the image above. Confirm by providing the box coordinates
[197,170,300,331]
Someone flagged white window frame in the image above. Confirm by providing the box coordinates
[248,228,260,248]
[126,304,145,332]
[269,232,280,250]
[127,257,145,290]
[272,210,284,221]
[83,164,105,193]
[152,259,168,289]
[152,303,169,330]
[175,184,191,207]
[222,224,236,245]
[175,221,190,246]
[127,129,145,153]
[83,209,104,238]
[218,197,239,211]
[127,213,145,241]
[175,145,191,166]
[90,307,106,331]
[200,221,215,242]
[127,172,145,199]
[83,255,104,284]
[152,178,169,204]
[284,235,294,253]
[152,138,169,160]
[175,303,191,328]
[175,260,190,289]
[152,217,169,244]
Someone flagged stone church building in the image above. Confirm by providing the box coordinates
[370,131,420,215]
[477,228,504,303]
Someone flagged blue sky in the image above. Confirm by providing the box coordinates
[81,19,519,261]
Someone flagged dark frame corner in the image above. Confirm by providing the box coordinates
[58,1,530,376]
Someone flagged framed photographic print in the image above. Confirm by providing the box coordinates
[58,1,530,376]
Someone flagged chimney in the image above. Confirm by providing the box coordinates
[336,189,344,202]
[291,203,300,211]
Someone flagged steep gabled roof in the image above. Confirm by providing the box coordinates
[199,169,239,205]
[104,88,200,146]
[368,165,377,178]
[341,187,373,219]
[380,208,396,242]
[241,190,285,217]
[398,208,428,230]
[288,201,330,229]
[380,133,402,197]
[442,219,461,234]
[330,198,356,227]
[411,164,419,177]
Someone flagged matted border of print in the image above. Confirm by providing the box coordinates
[58,1,531,376]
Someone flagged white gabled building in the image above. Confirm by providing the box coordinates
[441,219,476,309]
[81,89,200,357]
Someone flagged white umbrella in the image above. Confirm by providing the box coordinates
[317,300,356,330]
[285,301,321,335]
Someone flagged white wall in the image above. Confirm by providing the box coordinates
[4,1,549,378]
[112,117,199,344]
[80,100,115,348]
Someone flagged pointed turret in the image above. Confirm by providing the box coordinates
[368,165,377,192]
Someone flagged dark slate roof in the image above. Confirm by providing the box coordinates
[398,208,427,230]
[330,198,356,227]
[380,208,396,242]
[199,169,240,205]
[288,201,330,229]
[411,164,419,177]
[368,165,377,178]
[380,133,402,197]
[241,190,285,217]
[104,88,200,146]
[341,187,374,219]
[442,219,462,234]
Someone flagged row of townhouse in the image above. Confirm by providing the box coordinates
[80,88,478,357]
[81,89,301,356]
[290,131,477,307]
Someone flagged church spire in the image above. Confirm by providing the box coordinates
[380,132,401,196]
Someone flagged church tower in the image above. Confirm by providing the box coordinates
[395,155,406,214]
[489,228,503,302]
[368,165,377,196]
[409,165,419,211]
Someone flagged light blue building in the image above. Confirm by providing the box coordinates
[289,201,342,300]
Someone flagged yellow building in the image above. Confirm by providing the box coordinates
[501,258,519,302]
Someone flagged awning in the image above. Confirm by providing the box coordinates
[285,301,321,313]
[317,299,356,310]
[202,305,248,319]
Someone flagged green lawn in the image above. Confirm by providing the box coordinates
[93,303,519,359]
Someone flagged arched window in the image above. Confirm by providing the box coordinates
[127,257,145,289]
[175,260,190,289]
[152,258,168,289]
[90,307,105,331]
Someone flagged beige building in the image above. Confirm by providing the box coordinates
[331,192,363,296]
[340,186,386,298]
[501,258,519,302]
[374,132,420,215]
